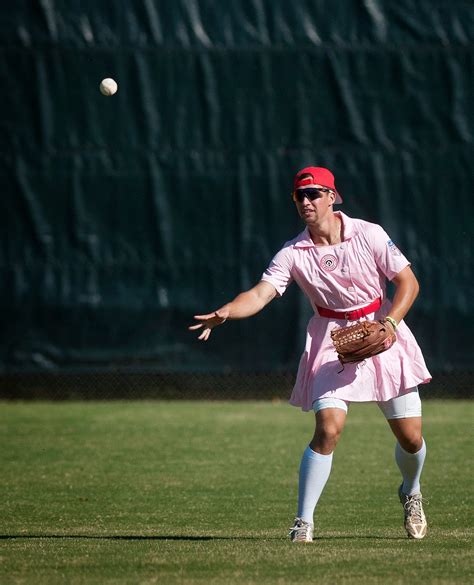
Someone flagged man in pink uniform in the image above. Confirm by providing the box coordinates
[190,166,431,542]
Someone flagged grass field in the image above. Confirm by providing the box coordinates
[0,400,472,584]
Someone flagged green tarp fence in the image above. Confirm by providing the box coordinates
[2,1,473,374]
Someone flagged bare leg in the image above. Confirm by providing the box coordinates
[388,416,427,538]
[310,407,347,454]
[387,416,423,453]
[296,407,347,525]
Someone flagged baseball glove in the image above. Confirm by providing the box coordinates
[330,319,396,368]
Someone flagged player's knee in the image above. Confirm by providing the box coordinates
[312,425,341,452]
[399,432,423,453]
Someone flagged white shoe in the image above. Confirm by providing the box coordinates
[289,517,313,543]
[399,486,427,539]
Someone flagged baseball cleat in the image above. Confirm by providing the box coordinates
[399,485,427,539]
[289,517,314,543]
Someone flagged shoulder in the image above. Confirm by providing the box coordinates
[341,212,392,254]
[345,214,382,235]
[282,228,312,249]
[362,221,387,242]
[266,229,309,272]
[273,228,312,257]
[344,213,388,242]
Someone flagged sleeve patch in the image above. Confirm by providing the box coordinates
[387,239,402,256]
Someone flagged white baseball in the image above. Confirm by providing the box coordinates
[99,78,118,96]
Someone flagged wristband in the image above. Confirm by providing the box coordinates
[385,316,398,330]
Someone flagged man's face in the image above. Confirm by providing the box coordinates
[293,185,336,225]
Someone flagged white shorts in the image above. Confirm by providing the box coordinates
[312,388,422,420]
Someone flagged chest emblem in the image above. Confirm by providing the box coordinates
[320,254,338,272]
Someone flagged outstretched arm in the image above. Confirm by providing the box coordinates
[189,280,278,341]
[388,265,420,326]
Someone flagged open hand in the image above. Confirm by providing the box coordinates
[188,308,229,341]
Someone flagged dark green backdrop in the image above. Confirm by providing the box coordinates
[2,1,473,374]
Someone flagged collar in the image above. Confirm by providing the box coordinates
[293,211,359,248]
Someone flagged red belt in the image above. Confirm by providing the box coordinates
[317,297,382,321]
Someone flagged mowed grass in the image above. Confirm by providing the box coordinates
[0,400,472,584]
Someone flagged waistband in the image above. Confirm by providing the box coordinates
[316,297,382,321]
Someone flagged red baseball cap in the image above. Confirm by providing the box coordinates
[293,166,343,204]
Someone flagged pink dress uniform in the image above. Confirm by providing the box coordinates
[261,211,431,411]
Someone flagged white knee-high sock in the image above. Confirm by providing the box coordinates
[297,446,333,524]
[395,438,426,495]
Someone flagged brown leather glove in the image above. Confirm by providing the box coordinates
[330,319,396,367]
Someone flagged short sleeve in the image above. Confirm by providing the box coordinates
[261,244,294,296]
[369,224,410,280]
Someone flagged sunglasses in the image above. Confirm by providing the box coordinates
[292,187,333,203]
